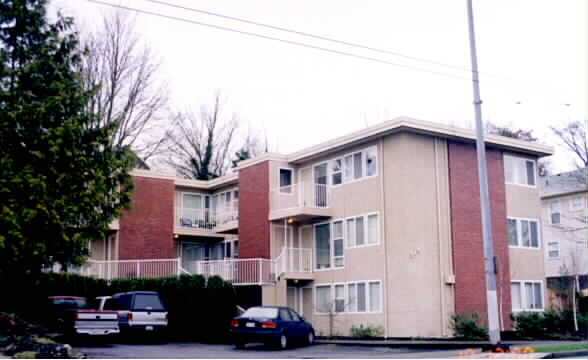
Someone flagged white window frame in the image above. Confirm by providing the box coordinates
[333,283,346,313]
[345,212,380,249]
[313,220,345,271]
[507,217,541,249]
[550,200,561,225]
[547,241,559,259]
[332,220,345,268]
[330,158,344,187]
[310,146,378,187]
[511,280,545,312]
[504,155,537,188]
[570,195,584,212]
[314,284,333,315]
[345,280,383,314]
[278,167,295,194]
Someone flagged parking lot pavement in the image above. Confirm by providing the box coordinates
[76,342,464,359]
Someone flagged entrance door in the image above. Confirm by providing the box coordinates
[302,287,313,323]
[287,287,302,313]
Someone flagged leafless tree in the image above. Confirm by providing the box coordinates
[165,93,238,180]
[551,121,588,169]
[486,122,537,142]
[80,12,169,166]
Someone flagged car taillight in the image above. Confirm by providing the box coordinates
[230,320,239,328]
[127,313,132,321]
[261,321,276,329]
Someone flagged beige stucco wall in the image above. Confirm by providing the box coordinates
[265,133,455,338]
[382,133,454,338]
[505,164,545,283]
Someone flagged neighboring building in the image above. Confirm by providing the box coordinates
[86,117,553,338]
[541,169,588,309]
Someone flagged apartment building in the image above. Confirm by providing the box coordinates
[541,169,588,309]
[87,117,553,338]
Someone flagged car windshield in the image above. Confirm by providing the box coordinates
[241,307,278,318]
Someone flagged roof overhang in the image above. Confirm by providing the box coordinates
[286,117,554,164]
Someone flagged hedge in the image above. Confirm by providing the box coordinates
[511,309,587,339]
[0,272,238,342]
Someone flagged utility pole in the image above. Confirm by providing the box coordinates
[466,0,501,344]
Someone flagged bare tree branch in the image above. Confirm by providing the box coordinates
[551,120,588,169]
[165,93,240,180]
[79,11,169,167]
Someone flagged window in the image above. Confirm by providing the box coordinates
[369,281,381,312]
[279,168,293,193]
[550,201,561,224]
[331,159,343,185]
[346,281,382,313]
[366,147,377,176]
[333,221,344,267]
[547,241,559,258]
[279,308,293,321]
[570,196,584,211]
[315,286,332,313]
[334,284,345,313]
[504,155,536,186]
[353,152,363,180]
[289,309,301,321]
[507,218,540,248]
[315,223,331,269]
[182,193,202,222]
[344,155,353,183]
[511,281,543,311]
[346,213,380,248]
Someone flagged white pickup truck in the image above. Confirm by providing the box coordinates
[95,291,168,335]
[47,296,120,336]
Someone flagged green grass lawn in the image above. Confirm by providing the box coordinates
[533,343,588,353]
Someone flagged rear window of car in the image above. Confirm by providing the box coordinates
[241,307,278,318]
[132,294,165,311]
[51,298,88,310]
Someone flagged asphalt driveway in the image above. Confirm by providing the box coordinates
[76,341,463,359]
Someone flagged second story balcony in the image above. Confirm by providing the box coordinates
[270,182,332,221]
[176,205,238,236]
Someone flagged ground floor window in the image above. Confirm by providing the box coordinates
[314,280,382,314]
[512,280,544,311]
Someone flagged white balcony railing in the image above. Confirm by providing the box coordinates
[178,202,239,231]
[79,258,181,280]
[192,258,275,285]
[275,247,313,276]
[273,182,330,210]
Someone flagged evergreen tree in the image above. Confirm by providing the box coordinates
[0,0,134,276]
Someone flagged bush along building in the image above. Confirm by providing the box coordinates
[541,169,588,312]
[85,117,554,338]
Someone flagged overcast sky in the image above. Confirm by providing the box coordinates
[52,0,586,172]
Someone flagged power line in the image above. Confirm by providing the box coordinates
[85,0,469,80]
[140,0,470,73]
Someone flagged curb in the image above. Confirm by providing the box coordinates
[544,350,588,359]
[315,340,489,349]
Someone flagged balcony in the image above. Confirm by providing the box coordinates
[176,205,238,236]
[78,257,275,285]
[274,247,314,280]
[269,182,332,221]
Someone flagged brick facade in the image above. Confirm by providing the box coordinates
[448,141,512,330]
[238,161,270,259]
[118,176,176,260]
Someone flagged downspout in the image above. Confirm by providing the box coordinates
[435,139,447,337]
[379,138,390,339]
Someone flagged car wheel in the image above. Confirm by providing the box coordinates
[278,334,288,350]
[307,330,315,345]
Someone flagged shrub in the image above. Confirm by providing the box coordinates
[449,312,488,340]
[0,272,237,343]
[350,324,384,338]
[511,312,545,339]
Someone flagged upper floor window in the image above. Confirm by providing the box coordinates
[547,241,559,258]
[326,147,378,186]
[550,200,561,224]
[570,196,585,212]
[508,217,540,248]
[314,221,344,270]
[504,155,536,186]
[279,168,293,193]
[346,213,379,248]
